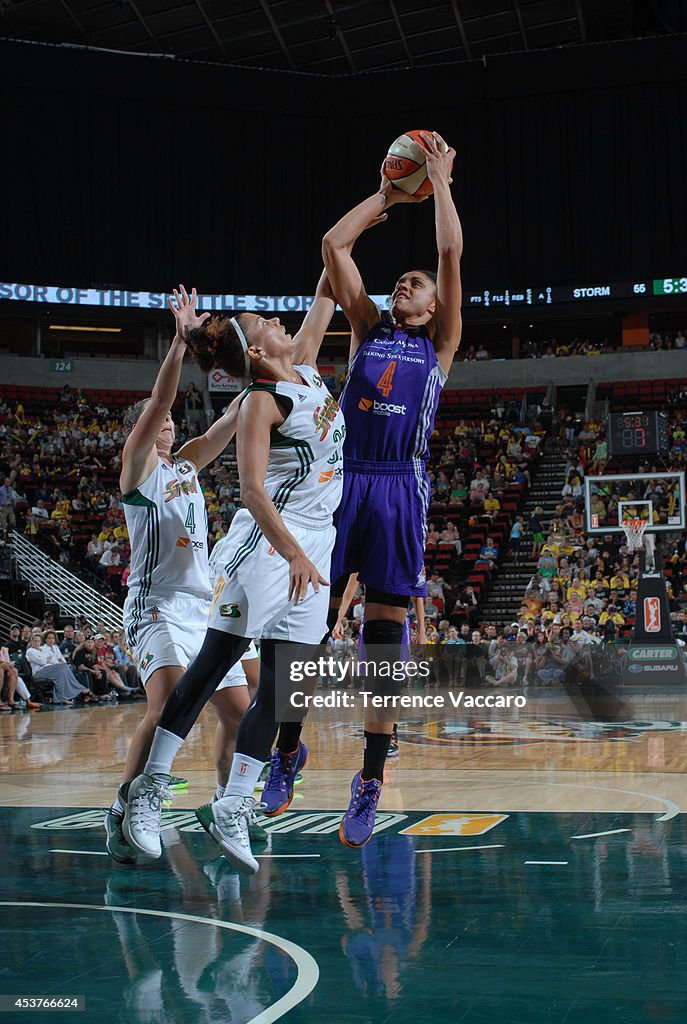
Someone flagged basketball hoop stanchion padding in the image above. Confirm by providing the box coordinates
[622,534,687,684]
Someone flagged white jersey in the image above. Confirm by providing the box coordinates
[122,455,211,601]
[243,364,345,521]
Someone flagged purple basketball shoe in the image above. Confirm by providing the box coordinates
[259,742,309,817]
[339,771,383,848]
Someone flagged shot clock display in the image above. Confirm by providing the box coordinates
[607,412,670,456]
[653,277,687,296]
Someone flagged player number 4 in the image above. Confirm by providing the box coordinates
[184,505,196,534]
[376,360,397,398]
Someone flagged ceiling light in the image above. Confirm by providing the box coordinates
[48,325,122,333]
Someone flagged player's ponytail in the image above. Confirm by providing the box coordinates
[186,315,251,378]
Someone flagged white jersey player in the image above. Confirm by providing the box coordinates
[208,361,343,643]
[123,452,257,679]
[123,272,343,872]
[106,285,258,865]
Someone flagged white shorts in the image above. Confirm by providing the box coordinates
[124,589,258,687]
[209,508,335,645]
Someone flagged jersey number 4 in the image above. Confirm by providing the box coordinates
[376,360,397,398]
[185,505,196,535]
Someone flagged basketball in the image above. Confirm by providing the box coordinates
[384,129,444,197]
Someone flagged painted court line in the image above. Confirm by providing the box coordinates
[433,775,680,821]
[51,849,109,856]
[255,854,321,859]
[0,901,319,1024]
[50,847,322,861]
[416,844,504,854]
[525,861,569,865]
[571,828,633,840]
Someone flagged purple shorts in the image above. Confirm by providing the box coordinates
[331,459,428,598]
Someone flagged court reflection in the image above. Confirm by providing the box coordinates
[1,804,686,1023]
[336,835,431,1002]
[103,832,295,1024]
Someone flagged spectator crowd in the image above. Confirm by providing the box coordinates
[1,614,143,712]
[0,385,242,597]
[2,367,687,710]
[453,325,687,362]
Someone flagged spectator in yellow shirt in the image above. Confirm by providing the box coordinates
[599,607,625,627]
[483,495,501,516]
[50,500,71,521]
[566,583,587,603]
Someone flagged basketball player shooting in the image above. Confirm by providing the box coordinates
[322,130,463,848]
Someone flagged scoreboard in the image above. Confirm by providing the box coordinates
[607,412,670,457]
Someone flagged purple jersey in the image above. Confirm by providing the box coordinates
[339,317,447,465]
[332,317,446,596]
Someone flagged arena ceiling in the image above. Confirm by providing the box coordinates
[0,0,685,75]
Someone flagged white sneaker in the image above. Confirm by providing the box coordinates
[195,795,259,875]
[214,791,269,843]
[122,773,170,859]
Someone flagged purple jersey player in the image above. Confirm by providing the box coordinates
[323,130,463,848]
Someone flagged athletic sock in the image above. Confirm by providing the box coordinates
[111,794,125,817]
[226,752,265,797]
[362,731,390,781]
[215,783,225,801]
[276,722,303,754]
[360,619,402,779]
[144,727,184,777]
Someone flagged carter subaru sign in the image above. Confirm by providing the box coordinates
[628,647,678,661]
[623,644,686,683]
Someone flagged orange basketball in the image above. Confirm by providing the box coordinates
[383,129,438,197]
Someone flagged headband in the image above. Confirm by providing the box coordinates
[230,316,251,376]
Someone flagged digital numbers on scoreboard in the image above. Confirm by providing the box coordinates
[653,277,687,296]
[607,412,670,456]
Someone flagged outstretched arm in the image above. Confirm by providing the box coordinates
[120,285,208,493]
[421,132,463,376]
[322,176,424,357]
[292,270,337,368]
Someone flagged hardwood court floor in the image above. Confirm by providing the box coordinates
[0,690,685,1023]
